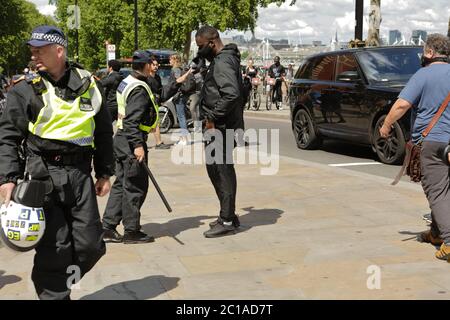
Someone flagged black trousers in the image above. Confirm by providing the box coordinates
[205,129,238,222]
[31,161,105,300]
[102,156,149,233]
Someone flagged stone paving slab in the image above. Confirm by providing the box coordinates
[0,142,448,300]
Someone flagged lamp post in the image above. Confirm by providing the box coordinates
[75,0,79,62]
[355,0,364,41]
[134,0,138,50]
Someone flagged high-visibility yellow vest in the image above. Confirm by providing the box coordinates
[116,75,159,133]
[28,68,101,147]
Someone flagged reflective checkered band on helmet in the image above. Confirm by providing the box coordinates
[31,32,68,47]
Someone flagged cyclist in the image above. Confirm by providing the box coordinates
[268,56,286,109]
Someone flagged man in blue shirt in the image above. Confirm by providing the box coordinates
[380,33,450,261]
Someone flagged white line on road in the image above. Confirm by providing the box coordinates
[328,162,383,167]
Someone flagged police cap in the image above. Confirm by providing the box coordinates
[27,25,68,48]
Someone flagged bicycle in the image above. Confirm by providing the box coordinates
[247,77,262,111]
[265,77,283,110]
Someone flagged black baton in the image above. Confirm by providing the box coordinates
[142,162,172,213]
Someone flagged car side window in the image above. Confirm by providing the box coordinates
[310,56,336,81]
[335,54,361,81]
[296,59,314,79]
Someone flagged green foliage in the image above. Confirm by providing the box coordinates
[52,0,296,70]
[0,0,55,75]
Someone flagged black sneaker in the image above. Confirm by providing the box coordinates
[103,228,123,243]
[209,216,240,228]
[155,143,171,150]
[204,221,237,238]
[123,231,155,244]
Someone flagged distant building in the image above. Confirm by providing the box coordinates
[312,41,322,47]
[411,30,427,45]
[389,30,402,45]
[232,35,246,44]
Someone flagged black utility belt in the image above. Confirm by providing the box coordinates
[41,152,93,166]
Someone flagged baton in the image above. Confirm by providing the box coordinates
[141,162,172,213]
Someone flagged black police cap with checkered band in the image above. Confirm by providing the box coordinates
[27,25,68,48]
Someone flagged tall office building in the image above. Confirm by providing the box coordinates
[389,30,402,45]
[411,30,427,45]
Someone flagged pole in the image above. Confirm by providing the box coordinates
[134,0,138,51]
[142,162,172,213]
[355,0,364,41]
[75,0,79,62]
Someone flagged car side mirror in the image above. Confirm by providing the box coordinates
[337,71,361,82]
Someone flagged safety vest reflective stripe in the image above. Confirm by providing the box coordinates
[116,75,159,133]
[28,68,101,147]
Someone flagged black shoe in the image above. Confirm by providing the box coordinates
[209,216,240,228]
[123,231,155,244]
[204,221,237,238]
[155,143,171,150]
[103,228,123,243]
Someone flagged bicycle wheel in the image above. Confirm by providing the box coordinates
[266,89,272,110]
[247,91,252,110]
[254,90,261,111]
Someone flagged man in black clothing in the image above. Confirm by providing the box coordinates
[195,25,244,238]
[102,51,190,244]
[0,25,114,300]
[268,56,286,108]
[147,56,170,149]
[101,59,123,122]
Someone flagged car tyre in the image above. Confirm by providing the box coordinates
[293,109,321,150]
[373,115,406,165]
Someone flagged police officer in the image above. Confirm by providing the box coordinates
[195,25,244,238]
[102,51,191,244]
[0,26,114,300]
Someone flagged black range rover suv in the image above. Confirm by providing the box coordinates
[289,46,422,164]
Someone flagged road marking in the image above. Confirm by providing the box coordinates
[328,162,383,167]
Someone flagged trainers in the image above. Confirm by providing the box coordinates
[435,243,450,261]
[204,221,237,238]
[123,231,155,244]
[103,228,123,243]
[175,139,188,146]
[209,216,240,228]
[419,230,443,246]
[155,143,171,150]
[423,213,432,224]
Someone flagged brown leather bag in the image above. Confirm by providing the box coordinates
[392,91,450,185]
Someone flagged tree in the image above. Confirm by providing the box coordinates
[367,0,381,47]
[51,0,295,70]
[0,0,54,75]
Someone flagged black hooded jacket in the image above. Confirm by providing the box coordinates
[100,70,123,109]
[200,43,244,131]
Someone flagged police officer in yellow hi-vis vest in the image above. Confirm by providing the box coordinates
[102,51,192,244]
[0,26,114,300]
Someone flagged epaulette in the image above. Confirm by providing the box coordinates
[25,73,46,95]
[25,73,42,85]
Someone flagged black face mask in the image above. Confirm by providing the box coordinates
[421,55,449,67]
[197,42,215,62]
[274,61,280,66]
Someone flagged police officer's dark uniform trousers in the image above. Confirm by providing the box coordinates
[0,65,114,299]
[102,71,158,236]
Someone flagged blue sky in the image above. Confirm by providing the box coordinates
[28,0,450,44]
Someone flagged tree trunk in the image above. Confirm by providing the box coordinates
[447,16,450,38]
[367,0,381,46]
[183,31,192,63]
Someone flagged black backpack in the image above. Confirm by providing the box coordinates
[180,70,197,95]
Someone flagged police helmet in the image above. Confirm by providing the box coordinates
[0,201,46,252]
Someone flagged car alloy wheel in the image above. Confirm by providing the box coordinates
[373,115,405,164]
[294,109,321,150]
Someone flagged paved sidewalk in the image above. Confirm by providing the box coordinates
[0,139,448,300]
[244,107,290,120]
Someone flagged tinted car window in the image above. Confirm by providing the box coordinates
[297,59,314,79]
[335,54,360,79]
[356,48,422,85]
[311,55,336,81]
